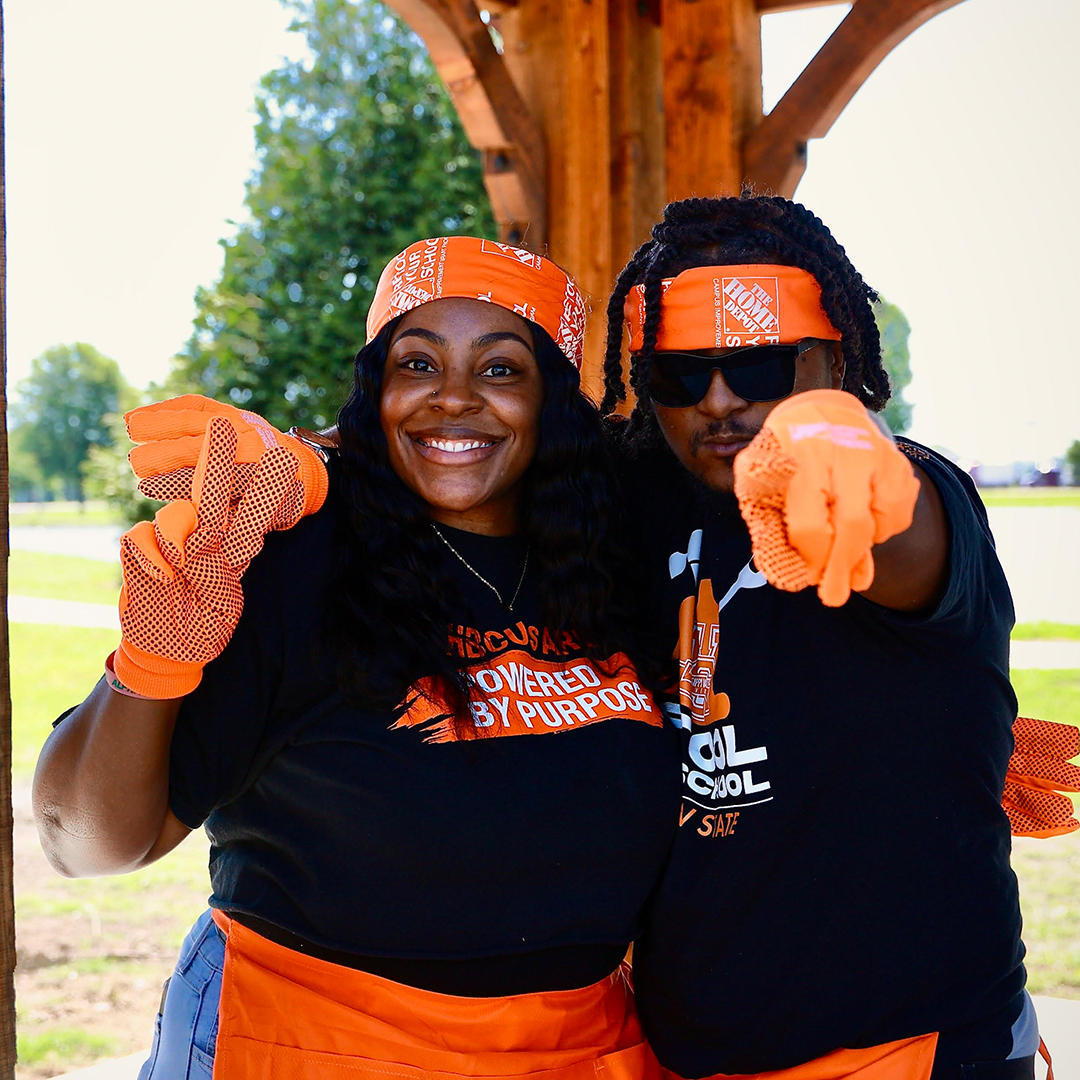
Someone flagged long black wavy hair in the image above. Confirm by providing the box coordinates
[329,318,657,734]
[600,194,890,447]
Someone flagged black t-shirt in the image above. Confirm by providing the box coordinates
[623,439,1025,1077]
[169,490,680,995]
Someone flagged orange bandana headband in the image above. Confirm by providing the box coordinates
[367,236,587,369]
[625,264,841,353]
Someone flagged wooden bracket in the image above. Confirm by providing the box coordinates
[755,0,847,13]
[385,0,547,247]
[743,0,968,196]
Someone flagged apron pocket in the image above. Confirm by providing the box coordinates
[216,1036,659,1080]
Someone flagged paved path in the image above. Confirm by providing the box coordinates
[9,524,122,563]
[1010,640,1080,669]
[8,594,120,631]
[9,594,1080,670]
[988,506,1080,625]
[1031,995,1080,1076]
[51,1052,145,1079]
[9,507,1080,625]
[52,995,1078,1077]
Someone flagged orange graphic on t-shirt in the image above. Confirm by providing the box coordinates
[393,649,659,744]
[676,578,730,726]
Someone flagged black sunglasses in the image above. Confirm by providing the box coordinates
[647,340,821,408]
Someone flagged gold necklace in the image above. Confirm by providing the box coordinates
[431,524,530,612]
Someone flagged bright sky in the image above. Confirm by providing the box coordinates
[6,0,1079,464]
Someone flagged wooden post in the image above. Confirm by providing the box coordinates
[661,0,762,201]
[0,0,17,1073]
[497,0,619,400]
[608,0,665,296]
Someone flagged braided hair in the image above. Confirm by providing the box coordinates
[600,195,890,443]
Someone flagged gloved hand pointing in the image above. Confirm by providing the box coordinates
[733,389,920,607]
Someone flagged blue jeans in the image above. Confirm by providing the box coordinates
[138,910,224,1080]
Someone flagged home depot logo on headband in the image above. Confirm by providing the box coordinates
[367,236,586,369]
[721,276,780,340]
[625,264,840,353]
[478,239,543,270]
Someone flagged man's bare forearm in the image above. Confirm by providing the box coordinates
[859,462,948,612]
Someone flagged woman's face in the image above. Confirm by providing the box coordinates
[380,297,544,535]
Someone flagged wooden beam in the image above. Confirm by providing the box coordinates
[0,2,16,1073]
[662,0,763,202]
[385,0,547,245]
[744,0,967,195]
[756,0,845,13]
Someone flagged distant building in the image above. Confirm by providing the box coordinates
[967,459,1065,488]
[968,462,1031,488]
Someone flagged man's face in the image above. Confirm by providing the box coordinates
[652,341,844,493]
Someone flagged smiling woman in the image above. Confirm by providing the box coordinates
[380,299,544,535]
[33,236,680,1080]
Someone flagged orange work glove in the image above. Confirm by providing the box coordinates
[112,417,298,699]
[126,395,330,530]
[733,389,921,607]
[1003,716,1080,838]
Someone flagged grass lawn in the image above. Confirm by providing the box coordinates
[16,1027,121,1074]
[999,668,1080,998]
[11,622,211,1077]
[9,550,121,606]
[9,500,123,527]
[9,624,118,780]
[1012,622,1080,641]
[1011,669,1080,723]
[979,487,1080,508]
[1013,830,1080,997]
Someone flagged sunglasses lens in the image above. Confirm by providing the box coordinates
[648,356,713,407]
[723,348,797,402]
[648,347,799,407]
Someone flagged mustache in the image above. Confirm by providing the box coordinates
[688,421,760,456]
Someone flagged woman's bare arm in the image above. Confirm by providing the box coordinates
[33,678,192,877]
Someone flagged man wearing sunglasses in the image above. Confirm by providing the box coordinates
[601,195,1066,1080]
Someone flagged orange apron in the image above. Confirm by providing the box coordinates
[210,911,662,1080]
[668,1034,1056,1080]
[663,1036,938,1080]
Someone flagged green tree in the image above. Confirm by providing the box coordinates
[873,298,914,435]
[82,412,161,525]
[173,0,495,431]
[1065,440,1080,485]
[12,343,133,500]
[7,426,53,502]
